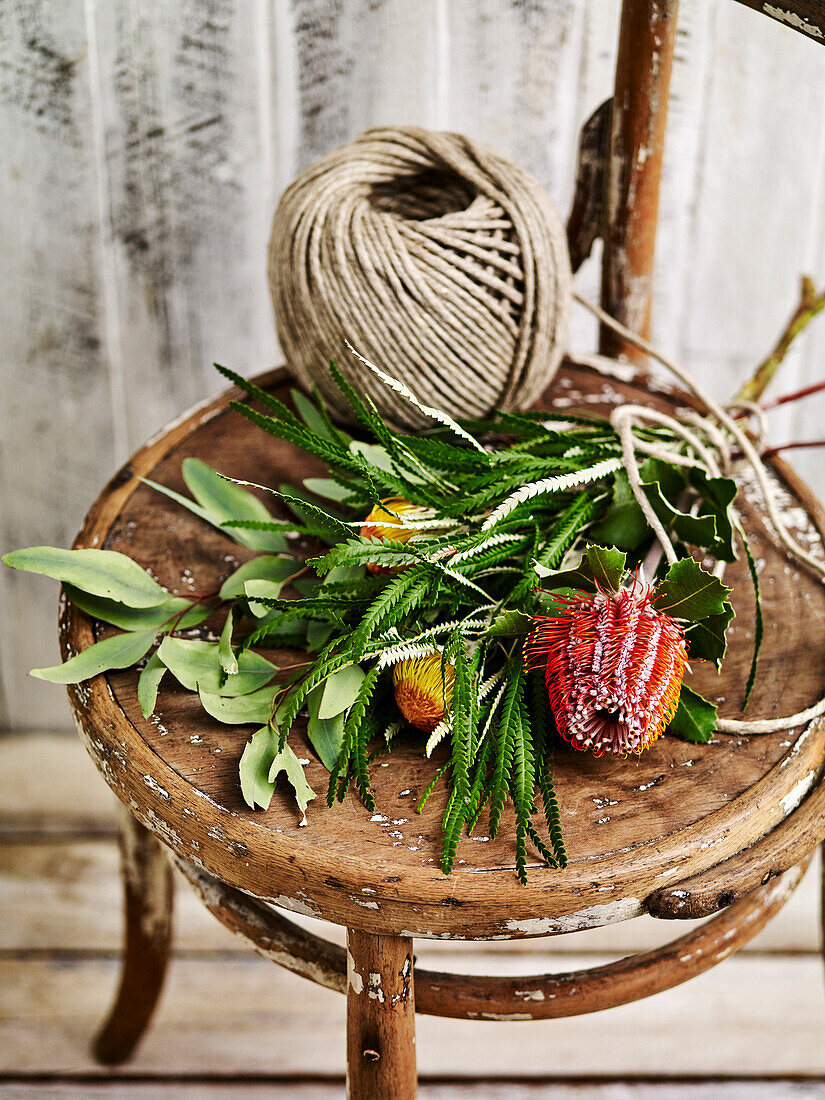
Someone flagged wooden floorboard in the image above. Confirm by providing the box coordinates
[2,953,825,1077]
[0,1082,824,1098]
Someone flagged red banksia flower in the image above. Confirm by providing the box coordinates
[393,653,454,733]
[524,583,688,757]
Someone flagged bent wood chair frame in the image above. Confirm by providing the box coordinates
[60,2,825,1097]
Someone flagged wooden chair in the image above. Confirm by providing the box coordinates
[61,3,825,1097]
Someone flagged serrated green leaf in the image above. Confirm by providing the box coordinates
[138,650,167,717]
[487,610,531,637]
[3,547,170,608]
[32,628,157,683]
[240,726,280,810]
[218,555,297,600]
[199,683,278,724]
[63,585,208,631]
[685,601,735,669]
[585,544,626,592]
[669,684,718,743]
[158,636,276,696]
[653,558,731,621]
[307,685,346,770]
[689,469,738,563]
[318,664,366,719]
[588,470,649,550]
[268,743,316,816]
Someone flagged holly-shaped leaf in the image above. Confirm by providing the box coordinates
[653,558,731,621]
[585,545,626,592]
[685,601,736,669]
[669,684,718,744]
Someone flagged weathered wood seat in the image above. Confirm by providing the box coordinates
[64,361,825,1096]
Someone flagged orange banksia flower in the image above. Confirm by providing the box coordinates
[525,583,688,757]
[361,496,442,575]
[393,653,455,733]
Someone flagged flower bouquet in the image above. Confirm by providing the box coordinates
[6,297,825,882]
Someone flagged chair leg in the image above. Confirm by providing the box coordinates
[346,928,416,1100]
[93,807,174,1065]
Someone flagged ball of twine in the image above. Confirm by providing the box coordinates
[268,126,572,427]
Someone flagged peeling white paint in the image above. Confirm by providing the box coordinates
[514,989,546,1002]
[502,896,642,935]
[763,3,824,39]
[780,770,816,815]
[347,947,363,995]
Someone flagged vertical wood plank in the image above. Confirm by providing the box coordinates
[0,0,115,728]
[291,0,443,170]
[87,0,278,446]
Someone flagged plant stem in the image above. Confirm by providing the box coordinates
[734,275,825,405]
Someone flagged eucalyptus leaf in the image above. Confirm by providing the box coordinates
[64,585,208,632]
[142,470,286,554]
[303,477,354,502]
[268,743,316,816]
[218,555,297,600]
[32,628,158,683]
[291,387,340,441]
[653,558,731,621]
[318,664,366,719]
[158,636,276,696]
[306,684,346,770]
[218,608,239,675]
[3,547,170,608]
[199,683,278,725]
[669,684,718,743]
[240,726,280,810]
[306,619,335,651]
[138,650,167,717]
[244,579,290,618]
[183,458,287,552]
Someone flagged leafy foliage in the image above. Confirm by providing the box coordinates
[5,358,755,879]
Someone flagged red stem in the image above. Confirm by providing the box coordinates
[760,378,825,412]
[761,439,825,460]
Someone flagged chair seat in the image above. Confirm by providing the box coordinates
[64,360,825,940]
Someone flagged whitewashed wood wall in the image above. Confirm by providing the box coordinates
[2,0,825,731]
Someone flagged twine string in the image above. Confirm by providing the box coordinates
[575,293,825,736]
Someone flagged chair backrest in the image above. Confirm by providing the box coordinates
[602,0,825,362]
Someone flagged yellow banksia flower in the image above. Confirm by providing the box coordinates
[393,653,454,733]
[361,496,440,575]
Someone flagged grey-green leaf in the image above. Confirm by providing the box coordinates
[218,609,239,675]
[3,547,170,608]
[64,585,208,632]
[199,684,278,725]
[268,743,316,816]
[138,650,167,717]
[32,628,158,684]
[158,636,276,696]
[318,664,366,719]
[306,685,346,770]
[240,726,280,810]
[218,555,297,600]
